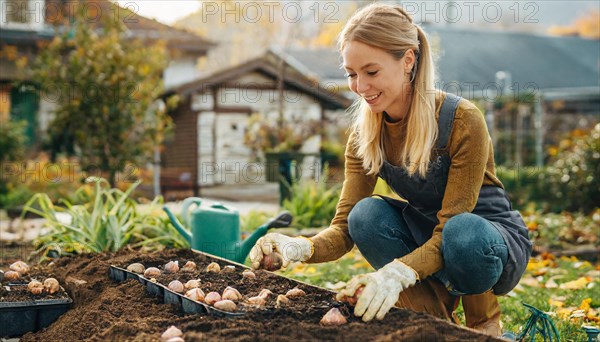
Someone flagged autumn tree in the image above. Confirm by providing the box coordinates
[31,7,172,186]
[548,10,600,39]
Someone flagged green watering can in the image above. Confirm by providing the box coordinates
[163,198,293,263]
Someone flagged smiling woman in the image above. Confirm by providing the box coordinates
[250,3,532,338]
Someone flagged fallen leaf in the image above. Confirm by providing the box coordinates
[560,256,579,262]
[305,267,317,274]
[352,261,371,269]
[569,309,586,319]
[574,261,593,269]
[527,259,554,272]
[541,252,555,261]
[559,277,590,290]
[548,298,564,307]
[585,270,600,278]
[556,307,574,319]
[587,308,600,322]
[545,279,558,288]
[521,276,540,287]
[579,298,592,311]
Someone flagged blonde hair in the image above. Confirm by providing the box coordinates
[339,3,437,178]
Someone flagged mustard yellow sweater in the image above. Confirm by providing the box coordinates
[306,91,504,280]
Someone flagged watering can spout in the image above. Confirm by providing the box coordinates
[240,211,294,261]
[163,206,192,244]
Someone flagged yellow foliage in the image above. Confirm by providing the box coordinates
[312,21,346,47]
[548,10,600,39]
[587,308,600,322]
[15,56,28,69]
[556,307,573,319]
[560,256,579,262]
[526,258,554,272]
[2,45,18,60]
[352,261,372,270]
[579,298,592,311]
[575,10,600,39]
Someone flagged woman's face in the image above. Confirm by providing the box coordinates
[342,40,415,119]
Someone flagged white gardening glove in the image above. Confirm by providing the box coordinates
[338,260,418,322]
[249,233,314,270]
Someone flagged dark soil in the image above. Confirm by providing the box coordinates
[2,246,502,341]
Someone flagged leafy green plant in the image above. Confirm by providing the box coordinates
[0,183,34,210]
[244,113,321,156]
[241,210,273,233]
[282,167,341,228]
[22,177,187,259]
[0,119,27,208]
[496,165,547,212]
[541,124,600,213]
[320,140,345,167]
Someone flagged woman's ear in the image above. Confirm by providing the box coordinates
[404,49,416,73]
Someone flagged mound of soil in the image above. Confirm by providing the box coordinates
[3,247,500,341]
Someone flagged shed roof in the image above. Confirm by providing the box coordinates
[175,51,352,110]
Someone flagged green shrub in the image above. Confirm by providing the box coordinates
[0,119,27,208]
[542,124,600,213]
[23,177,188,260]
[282,167,341,228]
[496,165,547,211]
[0,183,34,210]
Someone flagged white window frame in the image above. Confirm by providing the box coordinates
[0,0,45,31]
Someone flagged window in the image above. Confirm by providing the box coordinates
[0,0,44,30]
[5,0,29,23]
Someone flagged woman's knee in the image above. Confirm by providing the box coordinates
[348,197,387,243]
[442,213,499,250]
[442,213,508,294]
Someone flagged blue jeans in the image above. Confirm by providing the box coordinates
[348,197,508,295]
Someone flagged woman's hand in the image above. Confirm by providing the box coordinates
[338,260,418,322]
[249,233,313,270]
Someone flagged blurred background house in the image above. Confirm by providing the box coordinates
[1,0,598,200]
[1,0,214,149]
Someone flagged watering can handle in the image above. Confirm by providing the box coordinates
[211,203,234,212]
[180,197,202,227]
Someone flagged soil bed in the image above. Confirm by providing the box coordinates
[8,247,500,341]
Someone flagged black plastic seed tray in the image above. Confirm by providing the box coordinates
[0,295,72,337]
[109,250,338,318]
[109,265,243,317]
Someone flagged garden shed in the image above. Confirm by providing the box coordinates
[162,50,351,193]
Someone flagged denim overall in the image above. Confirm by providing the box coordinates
[377,93,532,295]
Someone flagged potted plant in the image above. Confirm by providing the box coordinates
[244,113,321,183]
